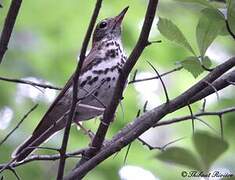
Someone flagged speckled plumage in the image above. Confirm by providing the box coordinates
[64,38,126,121]
[12,7,128,162]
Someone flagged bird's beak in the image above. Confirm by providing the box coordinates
[112,6,129,28]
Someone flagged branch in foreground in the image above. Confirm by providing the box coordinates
[67,0,159,179]
[65,57,235,179]
[111,58,235,143]
[0,104,38,147]
[0,76,62,90]
[0,49,233,180]
[56,0,103,179]
[75,0,159,175]
[0,0,22,63]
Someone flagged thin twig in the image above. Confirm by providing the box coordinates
[129,66,183,84]
[148,40,162,45]
[0,148,87,169]
[79,79,106,108]
[123,143,132,165]
[225,20,235,41]
[136,109,141,118]
[0,108,70,173]
[138,137,185,151]
[143,101,148,113]
[147,61,170,103]
[0,76,107,107]
[137,137,161,150]
[187,104,195,134]
[0,0,22,63]
[161,137,186,150]
[209,0,226,3]
[56,0,103,179]
[154,107,235,127]
[201,99,206,112]
[0,101,101,173]
[203,80,219,102]
[123,107,142,165]
[219,115,224,140]
[0,76,62,90]
[8,167,20,180]
[194,117,218,134]
[131,69,138,82]
[0,104,38,147]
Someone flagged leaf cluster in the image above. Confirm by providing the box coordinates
[156,131,229,172]
[157,0,235,77]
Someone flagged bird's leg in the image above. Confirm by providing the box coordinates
[76,121,95,141]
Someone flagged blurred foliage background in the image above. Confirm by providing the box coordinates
[0,0,235,179]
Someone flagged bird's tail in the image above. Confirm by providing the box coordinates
[12,75,73,162]
[12,122,63,162]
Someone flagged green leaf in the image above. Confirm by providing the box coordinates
[202,56,212,68]
[156,147,202,170]
[227,0,235,35]
[201,8,227,36]
[201,8,225,20]
[193,131,229,171]
[174,0,214,8]
[157,17,195,55]
[180,56,204,78]
[220,22,230,36]
[196,8,225,57]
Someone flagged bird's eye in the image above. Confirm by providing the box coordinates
[99,21,107,29]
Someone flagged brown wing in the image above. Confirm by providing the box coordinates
[33,45,99,133]
[12,46,102,161]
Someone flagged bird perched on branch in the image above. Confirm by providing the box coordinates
[12,7,128,162]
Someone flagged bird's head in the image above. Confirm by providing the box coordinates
[92,7,128,46]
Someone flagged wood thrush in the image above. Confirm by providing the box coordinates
[12,7,128,161]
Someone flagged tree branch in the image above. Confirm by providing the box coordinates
[189,69,235,103]
[67,0,159,179]
[111,57,235,143]
[154,106,235,127]
[128,66,183,84]
[0,0,22,63]
[56,0,103,179]
[0,148,87,169]
[0,76,62,90]
[65,56,235,180]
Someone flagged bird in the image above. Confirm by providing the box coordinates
[12,7,128,162]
